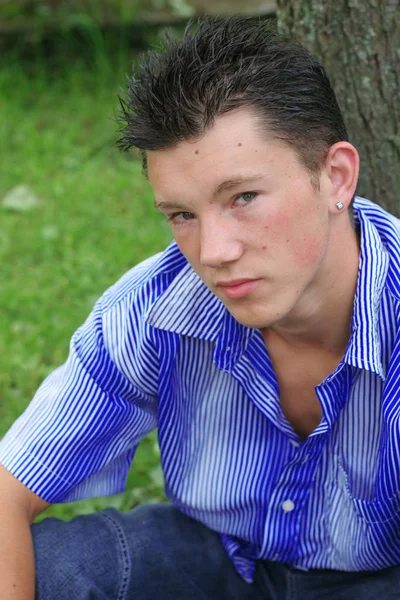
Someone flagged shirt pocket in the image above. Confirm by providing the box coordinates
[326,454,400,570]
[338,460,400,525]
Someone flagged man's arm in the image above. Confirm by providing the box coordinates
[0,464,50,600]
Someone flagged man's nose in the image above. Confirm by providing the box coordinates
[199,220,244,268]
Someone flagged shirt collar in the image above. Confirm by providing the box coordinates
[145,260,226,341]
[344,204,390,380]
[145,253,254,367]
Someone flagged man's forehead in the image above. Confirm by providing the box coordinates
[146,108,302,206]
[146,107,266,160]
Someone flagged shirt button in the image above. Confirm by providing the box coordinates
[282,500,295,512]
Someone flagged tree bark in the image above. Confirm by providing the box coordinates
[276,0,400,215]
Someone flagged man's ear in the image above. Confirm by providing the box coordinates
[324,142,359,213]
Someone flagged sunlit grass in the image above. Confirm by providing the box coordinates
[0,48,171,519]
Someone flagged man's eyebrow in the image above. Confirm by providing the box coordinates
[154,174,266,210]
[154,199,187,210]
[213,175,265,197]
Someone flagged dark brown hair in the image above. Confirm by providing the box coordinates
[117,16,348,187]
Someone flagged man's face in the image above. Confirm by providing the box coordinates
[148,107,334,330]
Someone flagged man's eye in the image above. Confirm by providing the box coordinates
[167,211,195,223]
[235,192,257,205]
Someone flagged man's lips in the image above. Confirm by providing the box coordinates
[216,279,262,300]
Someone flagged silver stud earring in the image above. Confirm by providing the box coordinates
[336,201,344,210]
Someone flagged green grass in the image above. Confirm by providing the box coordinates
[0,47,172,520]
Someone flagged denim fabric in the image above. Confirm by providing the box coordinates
[32,503,400,600]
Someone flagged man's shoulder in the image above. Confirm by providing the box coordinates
[354,196,400,232]
[354,196,400,260]
[100,241,189,315]
[355,197,400,305]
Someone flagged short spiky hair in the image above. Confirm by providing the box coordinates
[117,16,348,183]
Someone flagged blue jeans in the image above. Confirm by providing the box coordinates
[32,503,400,599]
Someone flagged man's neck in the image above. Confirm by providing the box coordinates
[262,220,360,358]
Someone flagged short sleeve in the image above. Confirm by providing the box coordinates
[0,293,159,503]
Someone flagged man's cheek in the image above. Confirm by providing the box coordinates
[291,235,325,269]
[266,218,324,270]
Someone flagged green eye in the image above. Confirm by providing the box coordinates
[242,192,256,202]
[236,192,257,205]
[167,211,195,224]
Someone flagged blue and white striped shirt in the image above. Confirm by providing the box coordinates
[1,197,400,583]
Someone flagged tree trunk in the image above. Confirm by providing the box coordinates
[276,0,400,215]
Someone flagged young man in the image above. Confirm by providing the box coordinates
[1,16,400,600]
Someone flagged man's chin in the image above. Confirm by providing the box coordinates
[225,306,278,330]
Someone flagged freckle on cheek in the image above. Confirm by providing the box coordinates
[194,150,199,155]
[237,143,242,147]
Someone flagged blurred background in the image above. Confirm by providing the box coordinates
[0,0,398,521]
[0,0,276,521]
